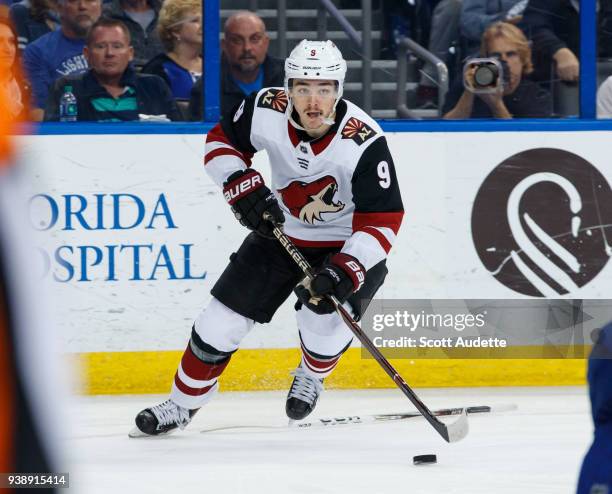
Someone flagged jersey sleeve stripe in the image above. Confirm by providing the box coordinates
[204,147,252,166]
[203,154,247,188]
[206,123,233,146]
[358,226,392,253]
[352,211,404,235]
[341,231,387,271]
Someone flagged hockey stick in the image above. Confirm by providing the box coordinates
[263,212,469,443]
[201,404,517,433]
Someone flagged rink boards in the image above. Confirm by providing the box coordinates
[19,130,611,393]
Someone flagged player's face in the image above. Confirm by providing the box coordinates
[290,79,337,134]
[0,24,16,74]
[487,37,523,94]
[84,26,133,79]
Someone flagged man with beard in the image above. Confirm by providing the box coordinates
[23,0,102,120]
[219,11,284,115]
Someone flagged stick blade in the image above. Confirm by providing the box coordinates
[443,408,469,443]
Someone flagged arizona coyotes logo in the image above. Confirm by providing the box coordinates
[341,117,376,145]
[279,176,345,224]
[257,89,288,113]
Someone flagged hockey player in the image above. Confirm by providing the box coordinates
[576,323,612,494]
[132,40,404,436]
[0,74,67,485]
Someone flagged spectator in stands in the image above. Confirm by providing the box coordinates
[103,0,163,68]
[417,0,463,107]
[9,0,59,52]
[23,0,102,120]
[0,18,30,120]
[460,0,527,56]
[141,0,200,102]
[520,0,579,83]
[220,10,284,114]
[597,75,612,118]
[599,1,612,58]
[443,21,552,118]
[187,74,201,120]
[44,17,180,121]
[380,0,415,60]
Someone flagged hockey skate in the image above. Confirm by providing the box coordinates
[129,399,199,438]
[286,366,324,421]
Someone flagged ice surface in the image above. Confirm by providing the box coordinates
[66,386,592,494]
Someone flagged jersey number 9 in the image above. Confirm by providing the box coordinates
[377,161,391,189]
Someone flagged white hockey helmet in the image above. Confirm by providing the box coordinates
[284,39,347,99]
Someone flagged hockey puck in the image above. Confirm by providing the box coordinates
[413,454,437,465]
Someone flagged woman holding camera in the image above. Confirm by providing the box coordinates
[443,22,552,119]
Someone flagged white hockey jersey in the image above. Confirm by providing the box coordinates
[204,87,404,270]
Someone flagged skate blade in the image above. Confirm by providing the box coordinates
[128,426,179,438]
[128,426,148,438]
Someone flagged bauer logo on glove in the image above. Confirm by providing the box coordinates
[295,253,366,315]
[223,172,263,204]
[222,169,285,238]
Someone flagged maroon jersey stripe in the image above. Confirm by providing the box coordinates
[180,346,230,381]
[206,123,232,146]
[353,211,404,235]
[204,147,251,166]
[174,374,216,396]
[358,226,392,253]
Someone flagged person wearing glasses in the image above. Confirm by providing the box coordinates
[44,17,180,121]
[443,21,552,119]
[219,10,284,115]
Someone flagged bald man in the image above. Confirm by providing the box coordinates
[220,11,284,114]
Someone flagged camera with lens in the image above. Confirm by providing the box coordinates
[463,57,510,94]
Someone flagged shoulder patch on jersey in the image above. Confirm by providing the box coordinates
[341,117,377,145]
[257,89,288,113]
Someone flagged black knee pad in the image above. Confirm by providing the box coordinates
[189,326,234,364]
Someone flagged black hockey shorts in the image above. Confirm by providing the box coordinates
[211,232,388,324]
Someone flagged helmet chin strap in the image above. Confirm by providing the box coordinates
[287,96,340,132]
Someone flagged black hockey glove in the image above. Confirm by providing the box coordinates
[223,169,285,238]
[294,253,366,315]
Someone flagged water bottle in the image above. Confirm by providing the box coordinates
[59,85,78,122]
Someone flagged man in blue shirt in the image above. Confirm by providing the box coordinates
[219,11,284,115]
[23,0,102,119]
